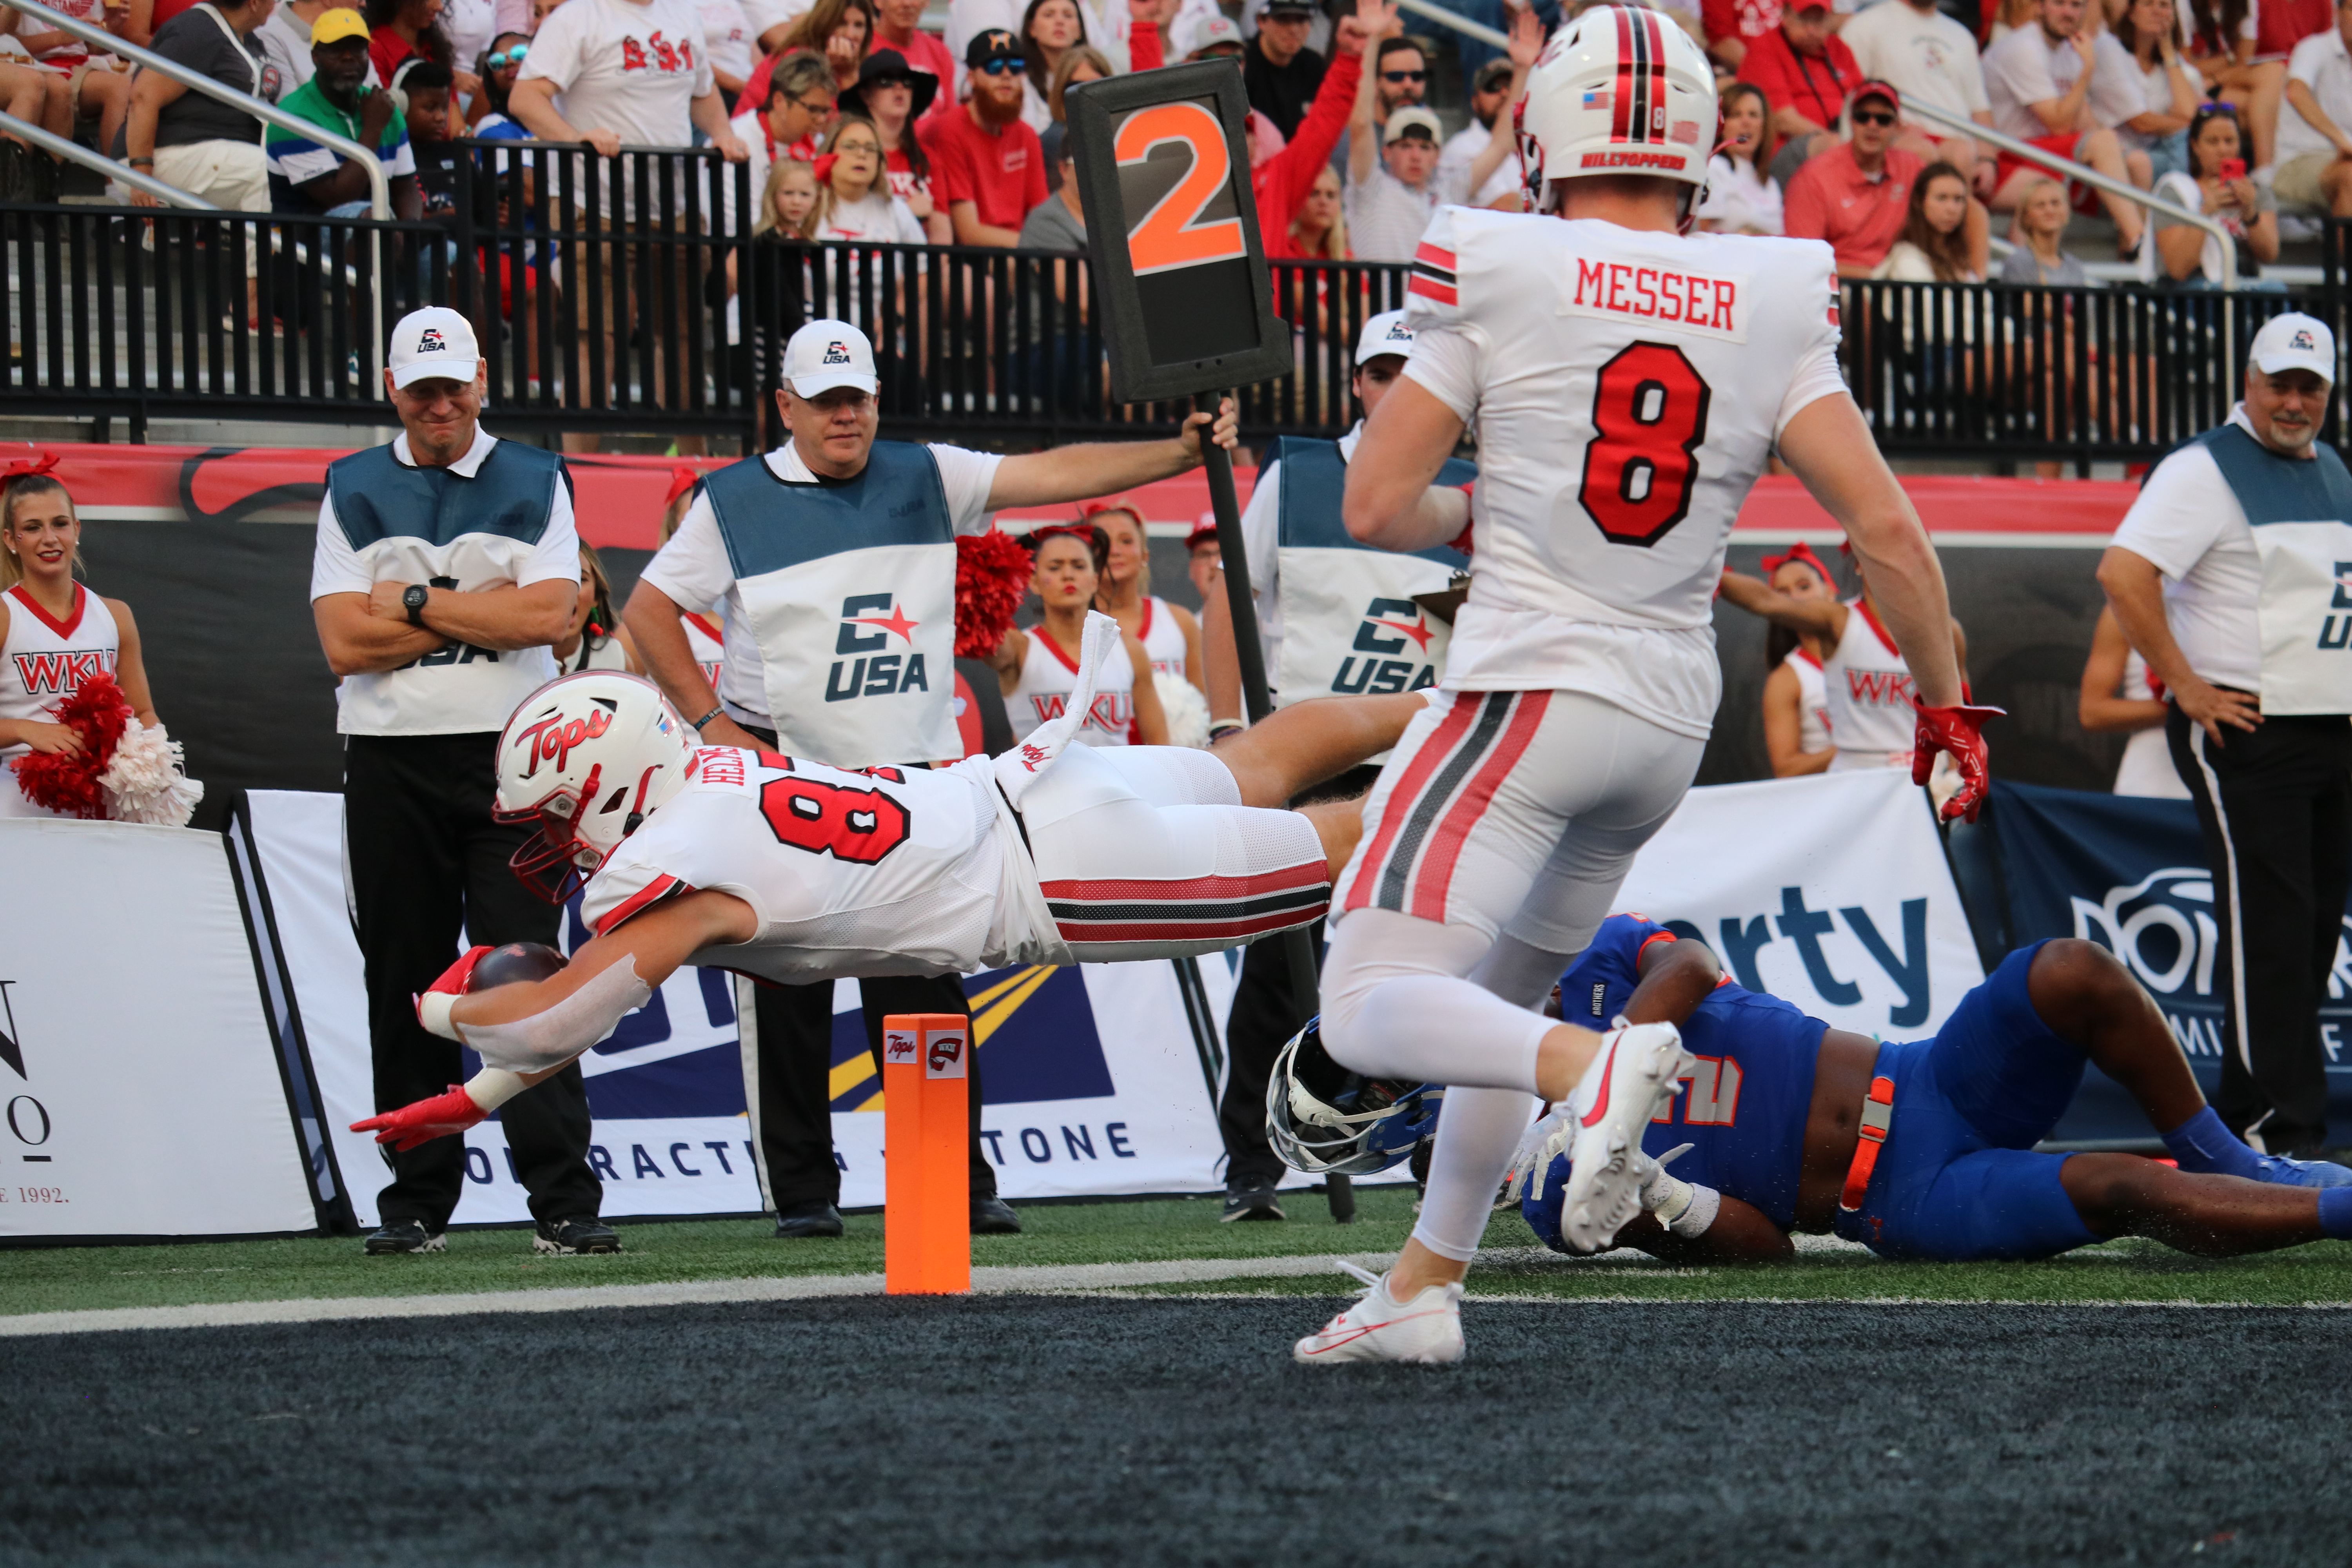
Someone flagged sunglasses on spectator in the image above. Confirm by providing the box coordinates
[977,56,1025,73]
[485,42,527,68]
[1851,107,1895,125]
[1381,68,1425,82]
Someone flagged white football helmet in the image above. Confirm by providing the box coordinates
[1516,4,1717,216]
[494,671,697,902]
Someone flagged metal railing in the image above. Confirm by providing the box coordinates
[1,141,2339,456]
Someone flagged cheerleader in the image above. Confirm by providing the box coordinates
[987,523,1167,746]
[2079,604,2188,800]
[1087,499,1203,691]
[1757,543,1837,778]
[552,541,645,674]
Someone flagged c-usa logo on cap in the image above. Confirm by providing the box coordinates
[418,327,447,353]
[822,340,853,365]
[2292,328,2318,350]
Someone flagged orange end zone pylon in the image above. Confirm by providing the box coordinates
[882,1012,971,1295]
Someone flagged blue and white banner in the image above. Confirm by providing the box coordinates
[1612,768,1986,1038]
[1989,779,2352,1142]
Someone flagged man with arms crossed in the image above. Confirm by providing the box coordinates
[1302,5,1996,1364]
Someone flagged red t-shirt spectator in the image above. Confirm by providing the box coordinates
[922,106,1045,231]
[369,26,422,90]
[2256,0,2330,60]
[1704,0,1783,54]
[1739,24,1861,132]
[1259,47,1361,258]
[1783,140,1922,271]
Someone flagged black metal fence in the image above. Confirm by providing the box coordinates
[0,143,2338,456]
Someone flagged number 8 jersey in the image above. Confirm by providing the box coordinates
[1404,207,1849,740]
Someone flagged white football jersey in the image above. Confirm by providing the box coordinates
[1785,645,1831,755]
[580,746,1015,984]
[1403,207,1848,738]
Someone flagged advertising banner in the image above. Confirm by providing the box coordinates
[1989,779,2352,1142]
[1611,768,1987,1038]
[243,791,1245,1226]
[0,820,316,1240]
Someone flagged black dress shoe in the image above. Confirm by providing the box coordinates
[534,1217,621,1255]
[775,1199,845,1238]
[363,1218,446,1254]
[971,1196,1022,1234]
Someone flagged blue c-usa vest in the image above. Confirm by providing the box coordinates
[703,441,959,768]
[1271,435,1475,704]
[2196,422,2352,716]
[323,439,571,737]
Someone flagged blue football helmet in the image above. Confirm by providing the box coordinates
[1266,1017,1444,1176]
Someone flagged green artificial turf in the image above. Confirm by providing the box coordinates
[7,1187,2352,1316]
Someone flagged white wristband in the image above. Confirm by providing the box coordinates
[464,1069,530,1112]
[1667,1183,1721,1238]
[418,990,460,1042]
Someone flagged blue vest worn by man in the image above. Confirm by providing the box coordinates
[702,440,958,768]
[2196,421,2352,716]
[325,439,569,736]
[1269,434,1475,703]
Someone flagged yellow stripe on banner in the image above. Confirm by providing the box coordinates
[972,964,1059,1045]
[831,1053,877,1104]
[967,963,1049,1012]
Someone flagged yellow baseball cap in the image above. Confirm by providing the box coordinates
[309,9,370,46]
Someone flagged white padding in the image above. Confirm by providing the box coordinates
[455,960,652,1072]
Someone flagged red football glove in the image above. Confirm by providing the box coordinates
[1912,701,2004,823]
[350,1084,486,1152]
[414,945,495,1040]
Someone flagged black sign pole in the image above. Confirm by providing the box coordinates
[1070,64,1350,1220]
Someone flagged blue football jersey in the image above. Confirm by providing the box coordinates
[1557,914,1828,1229]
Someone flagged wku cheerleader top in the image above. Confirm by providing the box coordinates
[0,583,120,761]
[1559,913,1826,1229]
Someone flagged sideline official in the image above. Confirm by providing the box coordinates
[311,307,613,1255]
[1201,310,1472,1219]
[2100,312,2352,1159]
[626,318,1240,1239]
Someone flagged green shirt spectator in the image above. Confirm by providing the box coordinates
[262,7,419,216]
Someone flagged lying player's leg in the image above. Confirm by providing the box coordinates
[1209,692,1430,809]
[352,890,757,1149]
[2058,1153,2352,1257]
[2025,938,2350,1188]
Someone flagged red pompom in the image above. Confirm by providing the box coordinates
[11,671,132,819]
[956,530,1034,660]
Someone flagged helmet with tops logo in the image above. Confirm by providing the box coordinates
[494,671,697,902]
[1515,4,1716,218]
[1266,1017,1444,1176]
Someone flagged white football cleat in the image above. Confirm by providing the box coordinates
[1557,1022,1693,1253]
[1292,1260,1465,1366]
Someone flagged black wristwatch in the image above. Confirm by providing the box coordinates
[403,584,429,627]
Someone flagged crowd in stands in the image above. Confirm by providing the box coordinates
[0,0,2339,318]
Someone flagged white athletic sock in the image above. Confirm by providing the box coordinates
[1410,1085,1539,1261]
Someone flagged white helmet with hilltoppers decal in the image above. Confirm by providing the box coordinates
[1515,4,1717,216]
[494,671,697,902]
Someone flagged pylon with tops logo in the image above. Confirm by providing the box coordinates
[882,1013,971,1294]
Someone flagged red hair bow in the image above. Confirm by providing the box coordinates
[0,450,58,481]
[662,465,702,507]
[1760,540,1832,582]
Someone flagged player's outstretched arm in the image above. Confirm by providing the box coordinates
[1624,936,1723,1029]
[1716,568,1847,641]
[1615,1198,1796,1264]
[1776,396,1962,710]
[353,893,759,1152]
[1209,691,1426,806]
[1342,379,1472,553]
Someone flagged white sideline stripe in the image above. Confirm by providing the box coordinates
[0,1253,1408,1338]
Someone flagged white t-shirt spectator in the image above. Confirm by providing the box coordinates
[2279,24,2352,160]
[443,0,497,78]
[2107,404,2269,691]
[640,441,1004,728]
[1436,117,1518,208]
[1344,163,1439,262]
[1982,23,2146,141]
[701,0,753,83]
[740,0,812,42]
[814,188,927,243]
[518,0,716,212]
[1839,0,1993,123]
[2174,0,2258,53]
[1694,151,1783,232]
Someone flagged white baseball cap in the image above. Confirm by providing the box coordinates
[2250,312,2336,383]
[388,306,480,389]
[1176,11,1243,56]
[1355,309,1414,365]
[1382,106,1443,146]
[783,319,880,397]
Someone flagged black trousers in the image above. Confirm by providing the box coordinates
[735,724,998,1209]
[1216,918,1325,1191]
[346,732,601,1229]
[2168,701,2352,1155]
